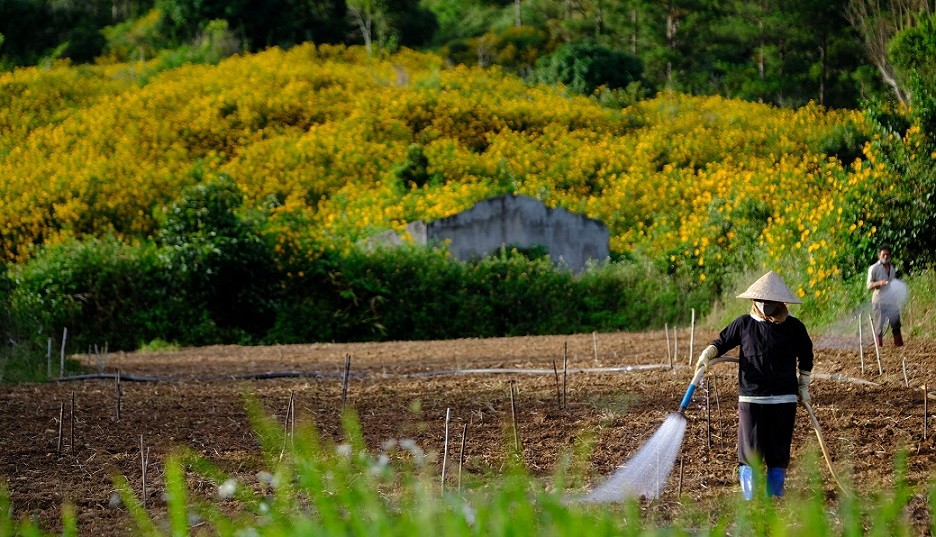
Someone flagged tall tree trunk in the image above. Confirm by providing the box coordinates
[631,9,638,55]
[594,0,603,35]
[515,0,522,27]
[818,40,826,105]
[757,19,765,81]
[666,6,676,88]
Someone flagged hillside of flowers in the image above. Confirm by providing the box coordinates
[1,44,888,314]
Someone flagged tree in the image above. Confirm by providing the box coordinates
[860,13,936,270]
[845,0,934,104]
[888,10,936,93]
[157,175,280,342]
[534,39,642,94]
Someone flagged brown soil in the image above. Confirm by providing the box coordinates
[2,329,935,535]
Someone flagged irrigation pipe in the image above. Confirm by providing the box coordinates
[52,365,881,386]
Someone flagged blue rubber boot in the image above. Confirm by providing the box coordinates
[739,465,754,501]
[766,467,786,497]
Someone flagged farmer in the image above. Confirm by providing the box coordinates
[694,270,813,499]
[867,245,903,347]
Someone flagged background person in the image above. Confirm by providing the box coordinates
[694,270,813,499]
[867,245,903,347]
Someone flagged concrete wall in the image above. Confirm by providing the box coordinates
[405,194,609,272]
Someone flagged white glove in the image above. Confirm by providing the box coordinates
[695,345,718,376]
[798,371,812,403]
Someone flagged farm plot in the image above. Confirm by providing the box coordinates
[1,330,935,535]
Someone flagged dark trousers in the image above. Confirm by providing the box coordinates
[873,303,902,337]
[738,402,797,468]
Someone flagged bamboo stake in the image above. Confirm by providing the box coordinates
[858,315,865,374]
[901,353,909,388]
[57,402,64,453]
[290,391,295,440]
[674,328,679,367]
[115,370,121,421]
[59,327,68,378]
[283,391,293,433]
[562,343,568,408]
[665,324,672,369]
[551,357,561,409]
[441,408,451,492]
[689,308,696,366]
[677,456,684,497]
[704,378,712,450]
[140,435,147,508]
[47,337,52,379]
[711,377,721,446]
[69,391,75,455]
[341,354,351,410]
[869,313,883,375]
[592,331,599,364]
[283,390,296,439]
[924,384,928,441]
[281,391,295,455]
[458,422,468,492]
[509,381,520,456]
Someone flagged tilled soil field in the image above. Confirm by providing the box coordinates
[2,329,936,535]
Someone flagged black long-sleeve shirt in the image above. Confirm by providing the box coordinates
[712,314,813,397]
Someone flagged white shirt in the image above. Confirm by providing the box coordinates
[867,260,895,304]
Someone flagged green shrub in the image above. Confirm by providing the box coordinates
[266,245,716,343]
[0,264,48,383]
[534,40,644,96]
[156,174,281,345]
[8,174,282,353]
[578,260,713,331]
[10,235,171,353]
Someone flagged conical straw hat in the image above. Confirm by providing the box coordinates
[736,270,801,304]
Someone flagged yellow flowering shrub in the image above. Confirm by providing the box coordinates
[0,44,888,306]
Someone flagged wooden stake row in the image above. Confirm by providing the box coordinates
[661,310,696,369]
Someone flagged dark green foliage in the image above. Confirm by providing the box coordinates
[577,261,710,331]
[8,174,282,353]
[394,144,441,189]
[0,264,48,383]
[0,0,111,66]
[888,13,936,93]
[10,235,169,352]
[155,0,348,51]
[156,174,281,344]
[534,40,643,95]
[393,0,439,48]
[443,25,551,76]
[269,245,706,343]
[817,121,869,165]
[6,230,716,352]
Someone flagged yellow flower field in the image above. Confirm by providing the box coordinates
[0,44,890,302]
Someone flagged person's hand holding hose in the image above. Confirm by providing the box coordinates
[694,345,718,377]
[798,370,812,403]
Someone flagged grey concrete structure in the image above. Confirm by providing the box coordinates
[404,194,609,272]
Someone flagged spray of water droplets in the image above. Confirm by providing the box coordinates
[582,413,687,503]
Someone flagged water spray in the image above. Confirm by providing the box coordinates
[582,357,735,503]
[583,355,846,503]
